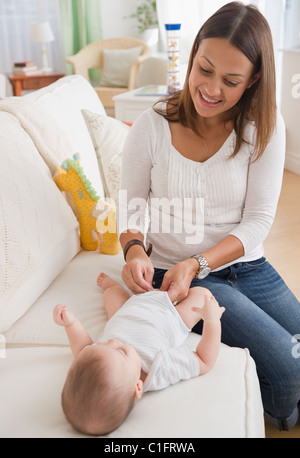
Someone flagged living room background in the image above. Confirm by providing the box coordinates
[0,0,299,97]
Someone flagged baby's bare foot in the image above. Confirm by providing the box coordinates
[97,273,119,290]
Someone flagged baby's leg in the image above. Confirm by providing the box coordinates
[175,287,213,330]
[97,273,131,319]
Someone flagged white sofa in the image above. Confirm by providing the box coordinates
[0,74,5,98]
[0,75,265,439]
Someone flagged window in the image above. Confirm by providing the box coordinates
[285,0,300,48]
[0,0,64,94]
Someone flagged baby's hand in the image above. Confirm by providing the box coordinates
[53,304,75,327]
[194,295,225,322]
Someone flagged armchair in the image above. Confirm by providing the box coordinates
[66,37,151,110]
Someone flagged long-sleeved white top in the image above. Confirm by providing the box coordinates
[118,106,286,271]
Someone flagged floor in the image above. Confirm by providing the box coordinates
[262,170,300,438]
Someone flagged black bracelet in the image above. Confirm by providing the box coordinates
[123,239,152,261]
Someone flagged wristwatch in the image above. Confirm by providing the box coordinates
[191,254,211,279]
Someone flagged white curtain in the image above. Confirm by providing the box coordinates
[250,1,286,62]
[285,0,300,48]
[0,0,64,96]
[250,0,287,102]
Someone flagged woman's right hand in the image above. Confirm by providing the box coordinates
[122,250,154,294]
[159,258,199,303]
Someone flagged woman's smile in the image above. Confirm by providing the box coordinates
[198,89,223,108]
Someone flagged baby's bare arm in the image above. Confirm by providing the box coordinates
[175,286,214,329]
[194,319,222,374]
[193,296,225,374]
[53,304,93,357]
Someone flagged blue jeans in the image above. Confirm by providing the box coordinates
[153,258,300,431]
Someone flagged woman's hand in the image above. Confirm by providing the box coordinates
[122,249,154,295]
[159,258,199,303]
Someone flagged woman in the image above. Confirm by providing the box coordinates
[118,2,300,431]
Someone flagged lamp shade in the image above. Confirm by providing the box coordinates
[31,21,54,43]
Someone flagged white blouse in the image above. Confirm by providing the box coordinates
[118,106,286,271]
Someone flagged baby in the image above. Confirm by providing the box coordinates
[53,273,225,436]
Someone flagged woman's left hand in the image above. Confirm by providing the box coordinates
[159,258,199,303]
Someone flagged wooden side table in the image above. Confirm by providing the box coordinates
[8,71,65,96]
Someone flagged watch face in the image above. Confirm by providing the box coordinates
[191,255,211,279]
[198,266,211,279]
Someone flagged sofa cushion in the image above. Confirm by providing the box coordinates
[0,111,80,333]
[0,96,75,176]
[2,252,265,438]
[4,251,125,345]
[82,110,130,204]
[25,75,106,198]
[0,343,265,438]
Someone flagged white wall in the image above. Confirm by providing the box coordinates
[281,49,300,175]
[100,0,139,39]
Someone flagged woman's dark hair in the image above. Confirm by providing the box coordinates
[154,1,277,160]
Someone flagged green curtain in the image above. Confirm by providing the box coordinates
[59,0,102,79]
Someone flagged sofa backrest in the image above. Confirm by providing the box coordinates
[0,75,108,332]
[0,107,81,332]
[0,74,5,98]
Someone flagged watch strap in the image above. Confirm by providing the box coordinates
[123,239,152,261]
[191,254,211,278]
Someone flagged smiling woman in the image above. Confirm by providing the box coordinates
[155,1,276,161]
[119,1,300,433]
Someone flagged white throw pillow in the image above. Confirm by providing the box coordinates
[25,75,106,198]
[82,109,130,204]
[100,46,143,87]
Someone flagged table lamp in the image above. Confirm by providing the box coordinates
[31,21,55,73]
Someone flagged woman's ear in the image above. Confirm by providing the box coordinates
[247,72,261,89]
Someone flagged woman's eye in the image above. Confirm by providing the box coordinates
[199,65,239,87]
[200,66,212,74]
[225,80,239,87]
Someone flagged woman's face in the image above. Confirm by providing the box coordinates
[189,38,259,121]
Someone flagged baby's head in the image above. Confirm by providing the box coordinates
[61,339,143,435]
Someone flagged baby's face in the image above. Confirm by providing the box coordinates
[81,339,142,390]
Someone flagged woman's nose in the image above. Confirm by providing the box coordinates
[205,79,222,97]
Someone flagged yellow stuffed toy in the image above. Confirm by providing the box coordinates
[55,153,120,255]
